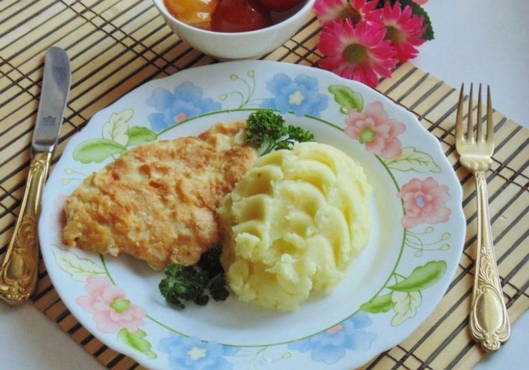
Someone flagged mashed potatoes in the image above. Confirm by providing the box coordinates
[218,142,371,311]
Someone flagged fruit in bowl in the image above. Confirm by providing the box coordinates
[211,0,271,32]
[259,0,305,11]
[154,0,315,59]
[163,0,219,29]
[164,0,306,32]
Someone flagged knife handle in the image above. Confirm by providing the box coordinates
[0,151,51,305]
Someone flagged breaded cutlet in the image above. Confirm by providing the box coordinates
[62,122,257,270]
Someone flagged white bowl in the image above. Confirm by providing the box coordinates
[153,0,316,60]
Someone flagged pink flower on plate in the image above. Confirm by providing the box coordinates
[399,177,451,229]
[345,101,406,158]
[77,277,145,333]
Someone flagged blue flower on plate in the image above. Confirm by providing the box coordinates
[287,312,376,364]
[159,335,239,370]
[147,82,221,131]
[260,73,329,117]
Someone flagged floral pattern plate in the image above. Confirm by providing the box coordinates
[39,61,465,370]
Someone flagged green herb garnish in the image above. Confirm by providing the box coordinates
[246,110,315,155]
[159,245,229,310]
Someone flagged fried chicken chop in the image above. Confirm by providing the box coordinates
[62,122,257,270]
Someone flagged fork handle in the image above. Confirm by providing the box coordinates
[0,151,51,305]
[469,171,510,351]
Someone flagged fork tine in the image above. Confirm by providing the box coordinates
[456,83,465,142]
[487,85,494,142]
[467,83,474,142]
[477,84,483,141]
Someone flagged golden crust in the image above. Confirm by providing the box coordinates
[62,122,256,270]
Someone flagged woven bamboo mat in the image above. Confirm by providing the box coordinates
[1,1,528,369]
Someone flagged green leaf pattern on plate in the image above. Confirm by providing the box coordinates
[53,249,106,281]
[126,126,157,146]
[73,109,160,164]
[118,328,157,359]
[388,261,447,292]
[385,147,441,173]
[360,293,394,313]
[328,85,364,114]
[102,109,133,146]
[405,227,452,257]
[361,260,447,325]
[391,290,422,326]
[73,139,126,164]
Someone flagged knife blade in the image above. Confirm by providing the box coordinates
[32,46,71,152]
[0,47,71,305]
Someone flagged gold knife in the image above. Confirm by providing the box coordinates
[0,47,71,305]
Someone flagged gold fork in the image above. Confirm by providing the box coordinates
[455,84,510,351]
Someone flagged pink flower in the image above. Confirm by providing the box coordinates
[77,277,145,333]
[399,177,451,229]
[314,0,382,26]
[381,3,425,62]
[411,0,428,4]
[345,101,405,158]
[318,19,397,87]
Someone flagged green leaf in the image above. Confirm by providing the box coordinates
[391,290,422,326]
[53,250,105,281]
[73,139,126,163]
[388,260,447,292]
[118,329,157,359]
[360,293,394,313]
[385,147,441,173]
[102,110,133,146]
[328,85,364,114]
[126,126,158,146]
[112,109,134,124]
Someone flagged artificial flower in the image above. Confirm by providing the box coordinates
[314,0,381,26]
[318,19,397,87]
[381,2,425,62]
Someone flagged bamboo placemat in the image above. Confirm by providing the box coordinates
[1,1,528,369]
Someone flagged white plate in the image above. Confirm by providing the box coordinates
[40,61,465,370]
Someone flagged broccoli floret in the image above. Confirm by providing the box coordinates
[246,110,315,155]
